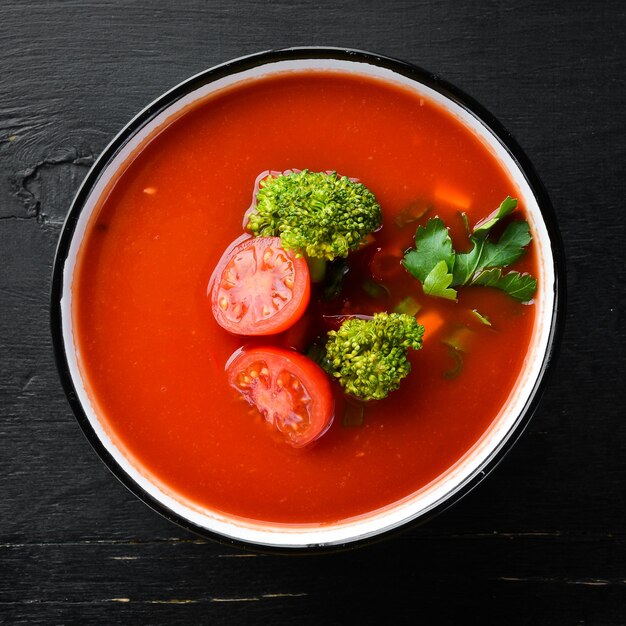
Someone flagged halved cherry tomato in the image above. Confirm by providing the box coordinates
[227,346,334,448]
[210,236,310,336]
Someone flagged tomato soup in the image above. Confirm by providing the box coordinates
[74,72,537,524]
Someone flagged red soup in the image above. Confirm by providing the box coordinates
[75,72,537,524]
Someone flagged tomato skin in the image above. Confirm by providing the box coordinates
[226,346,334,448]
[210,236,310,336]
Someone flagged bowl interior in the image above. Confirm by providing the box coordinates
[57,52,558,549]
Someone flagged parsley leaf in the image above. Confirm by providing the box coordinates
[471,269,537,302]
[401,217,454,283]
[453,220,532,285]
[478,220,531,268]
[472,196,517,237]
[423,260,457,300]
[402,196,537,302]
[451,236,487,286]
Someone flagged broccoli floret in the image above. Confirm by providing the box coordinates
[322,313,424,401]
[247,170,382,261]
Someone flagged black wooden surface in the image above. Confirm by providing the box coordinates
[1,1,624,624]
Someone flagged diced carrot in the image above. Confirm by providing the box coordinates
[416,309,445,341]
[434,185,471,210]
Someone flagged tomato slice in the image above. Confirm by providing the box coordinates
[227,346,334,448]
[211,236,310,335]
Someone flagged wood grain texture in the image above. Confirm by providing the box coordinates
[1,536,625,625]
[1,0,625,623]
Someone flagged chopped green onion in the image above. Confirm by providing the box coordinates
[342,400,365,427]
[362,279,390,299]
[442,326,474,379]
[443,346,464,379]
[442,326,474,352]
[393,296,421,317]
[470,308,492,326]
[460,211,471,235]
[394,199,430,228]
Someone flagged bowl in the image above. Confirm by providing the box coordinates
[51,48,565,552]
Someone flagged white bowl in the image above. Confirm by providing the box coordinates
[51,48,565,552]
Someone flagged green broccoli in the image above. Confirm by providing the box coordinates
[247,170,382,261]
[322,313,424,401]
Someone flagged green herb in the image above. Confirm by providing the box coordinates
[472,196,518,236]
[342,400,365,427]
[423,259,457,300]
[362,279,390,299]
[452,221,532,285]
[442,327,474,353]
[393,296,421,317]
[471,268,537,301]
[401,196,537,302]
[441,327,476,379]
[402,217,455,284]
[443,346,464,379]
[395,199,430,228]
[470,309,492,326]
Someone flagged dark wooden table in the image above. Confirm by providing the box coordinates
[1,1,624,623]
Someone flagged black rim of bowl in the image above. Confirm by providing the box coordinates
[50,46,566,555]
